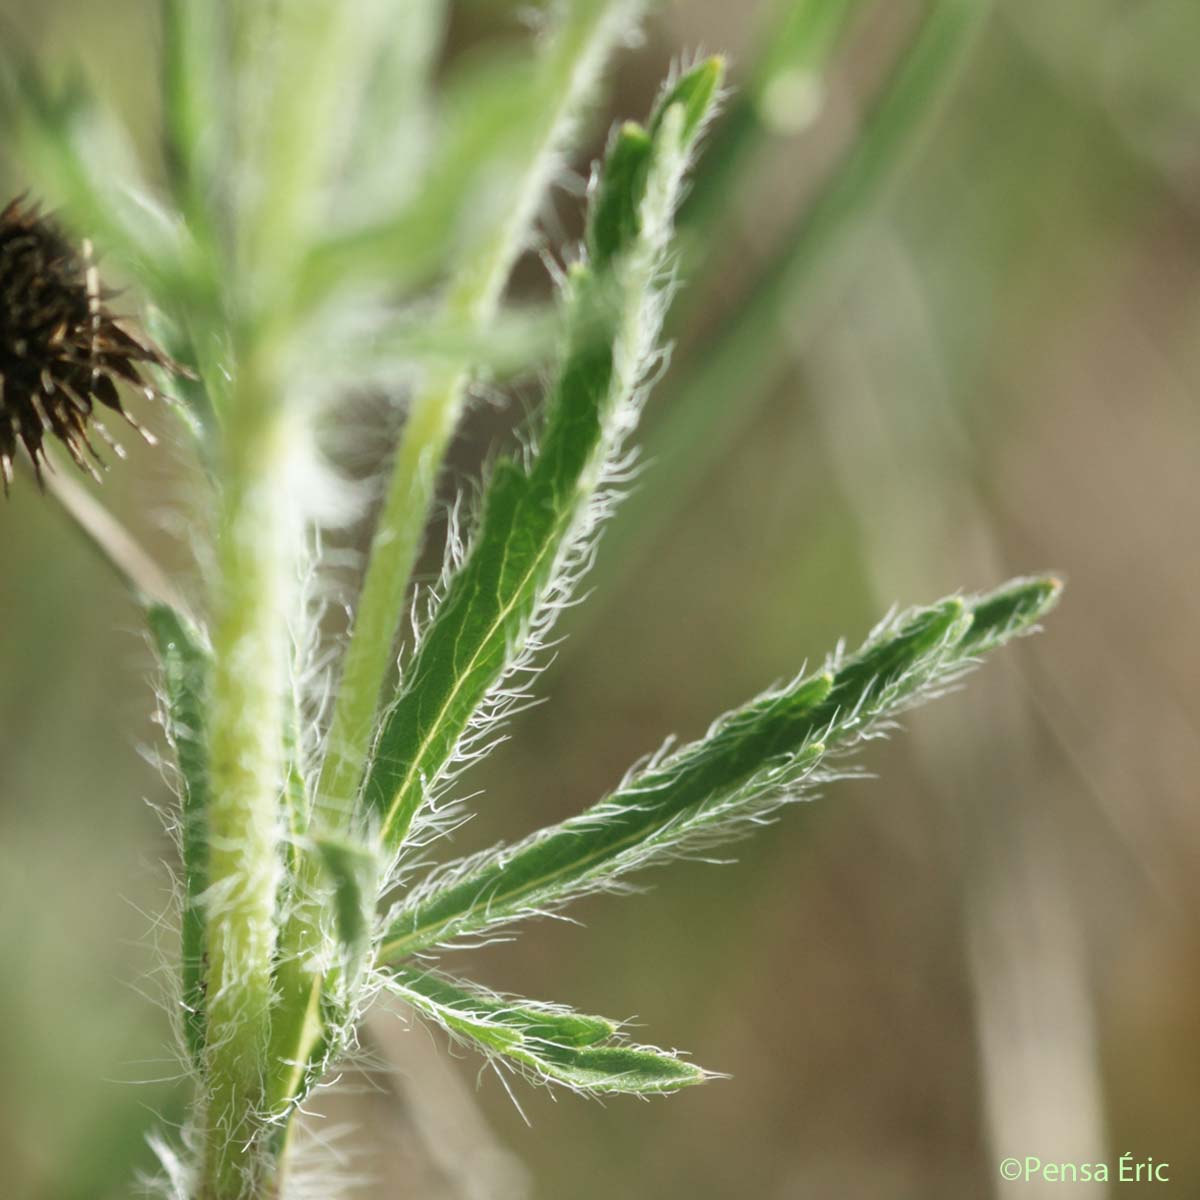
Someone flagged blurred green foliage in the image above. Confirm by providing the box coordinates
[3,1,1200,1197]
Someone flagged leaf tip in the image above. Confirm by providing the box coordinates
[963,573,1064,652]
[652,55,726,145]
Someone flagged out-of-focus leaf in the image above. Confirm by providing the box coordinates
[147,603,211,1068]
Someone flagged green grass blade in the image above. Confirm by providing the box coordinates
[386,969,707,1095]
[379,576,1060,959]
[360,61,725,858]
[147,604,211,1069]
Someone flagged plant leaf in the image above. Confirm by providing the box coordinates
[314,837,379,987]
[521,1043,708,1095]
[1,60,193,305]
[148,604,211,1067]
[160,0,227,232]
[391,966,615,1048]
[313,0,653,827]
[360,59,726,859]
[386,968,706,1095]
[379,576,1061,960]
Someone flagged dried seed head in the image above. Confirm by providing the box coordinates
[0,195,175,492]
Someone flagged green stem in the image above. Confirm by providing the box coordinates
[248,6,363,306]
[200,350,297,1199]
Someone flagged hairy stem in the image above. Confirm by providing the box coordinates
[201,349,297,1199]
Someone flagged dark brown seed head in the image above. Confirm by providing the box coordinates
[0,195,173,493]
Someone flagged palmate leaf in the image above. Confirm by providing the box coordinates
[378,576,1061,961]
[386,967,706,1095]
[359,59,725,858]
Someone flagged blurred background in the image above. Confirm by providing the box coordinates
[2,1,1199,1196]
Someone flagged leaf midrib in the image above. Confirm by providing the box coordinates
[377,490,583,848]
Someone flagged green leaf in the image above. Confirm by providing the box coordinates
[392,967,615,1049]
[147,604,211,1068]
[0,61,193,306]
[959,575,1063,654]
[359,281,610,852]
[297,49,548,305]
[160,0,227,233]
[588,57,723,268]
[588,122,653,269]
[314,837,379,980]
[387,969,706,1095]
[359,60,725,858]
[379,576,1061,959]
[522,1042,707,1095]
[650,54,725,143]
[312,3,659,831]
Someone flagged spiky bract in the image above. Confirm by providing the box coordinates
[0,196,167,490]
